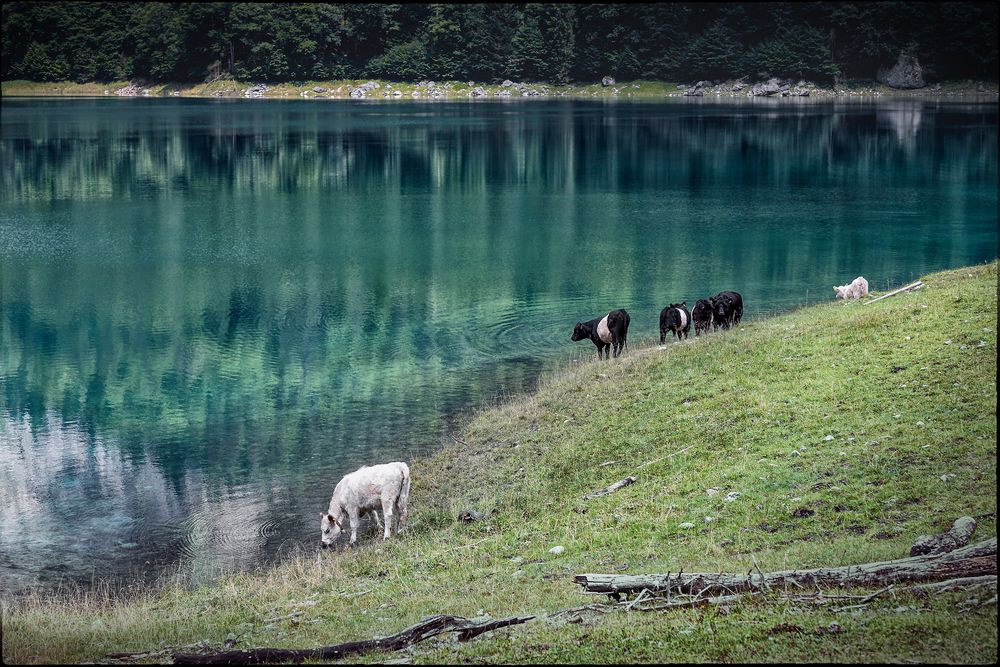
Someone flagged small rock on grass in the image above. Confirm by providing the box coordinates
[813,622,845,635]
[768,622,803,635]
[549,545,565,554]
[678,522,696,529]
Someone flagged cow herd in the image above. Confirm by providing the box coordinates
[571,290,744,358]
[320,290,746,548]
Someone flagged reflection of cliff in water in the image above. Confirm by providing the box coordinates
[0,411,338,596]
[2,100,994,202]
[877,102,924,148]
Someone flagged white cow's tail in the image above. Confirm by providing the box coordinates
[395,464,411,532]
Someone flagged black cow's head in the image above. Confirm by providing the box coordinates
[571,322,590,341]
[711,297,729,321]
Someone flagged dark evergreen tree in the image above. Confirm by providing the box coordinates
[20,41,68,81]
[365,39,429,81]
[511,7,546,81]
[533,3,575,84]
[462,4,518,82]
[426,3,466,80]
[684,19,741,80]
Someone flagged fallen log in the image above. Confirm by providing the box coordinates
[863,280,923,305]
[574,537,996,598]
[583,476,637,500]
[169,614,534,665]
[911,516,977,556]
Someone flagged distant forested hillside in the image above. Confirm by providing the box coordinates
[2,2,997,84]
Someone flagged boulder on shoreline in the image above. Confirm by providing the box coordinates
[116,82,150,97]
[602,75,615,87]
[349,80,380,99]
[244,83,268,98]
[683,79,712,96]
[878,52,926,89]
[749,78,787,97]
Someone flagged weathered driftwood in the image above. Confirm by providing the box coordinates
[915,575,997,593]
[169,614,535,665]
[574,538,996,598]
[630,593,745,612]
[583,476,637,500]
[863,280,923,305]
[910,516,977,556]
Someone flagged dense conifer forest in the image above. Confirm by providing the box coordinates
[2,2,997,85]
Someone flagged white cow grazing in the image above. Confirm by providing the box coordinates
[320,462,410,546]
[834,276,870,300]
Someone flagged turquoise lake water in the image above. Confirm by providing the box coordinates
[0,97,996,594]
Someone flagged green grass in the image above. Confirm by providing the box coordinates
[2,262,996,664]
[1,79,131,96]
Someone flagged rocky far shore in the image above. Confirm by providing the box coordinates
[4,74,998,101]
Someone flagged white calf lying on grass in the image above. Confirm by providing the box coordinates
[320,461,411,546]
[834,276,869,300]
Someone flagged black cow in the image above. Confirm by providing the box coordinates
[659,302,691,343]
[709,291,744,330]
[571,309,630,359]
[692,299,714,336]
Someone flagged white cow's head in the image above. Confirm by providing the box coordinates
[320,509,345,547]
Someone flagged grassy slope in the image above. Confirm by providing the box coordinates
[3,78,998,100]
[2,262,996,664]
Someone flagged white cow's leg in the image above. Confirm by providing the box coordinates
[397,500,408,532]
[370,510,383,529]
[380,497,394,539]
[348,509,360,544]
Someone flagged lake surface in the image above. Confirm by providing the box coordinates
[1,97,996,595]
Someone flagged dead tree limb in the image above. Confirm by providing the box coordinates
[915,575,998,593]
[169,614,534,665]
[631,593,745,612]
[864,280,923,305]
[583,476,637,500]
[829,585,895,612]
[574,538,996,598]
[911,516,977,556]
